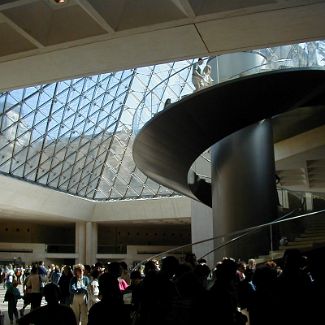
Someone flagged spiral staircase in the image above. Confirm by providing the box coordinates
[132,45,325,266]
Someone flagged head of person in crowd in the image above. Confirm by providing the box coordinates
[247,258,256,270]
[197,258,207,265]
[31,265,38,275]
[282,248,303,271]
[120,261,128,272]
[83,264,91,276]
[62,264,73,276]
[43,283,60,305]
[130,270,143,284]
[90,269,100,280]
[73,264,85,279]
[98,272,122,301]
[215,257,238,282]
[184,253,197,268]
[94,262,105,274]
[160,255,179,279]
[106,262,122,279]
[143,260,159,276]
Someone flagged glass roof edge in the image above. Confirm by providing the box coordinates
[0,171,183,203]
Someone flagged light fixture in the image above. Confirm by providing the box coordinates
[47,0,69,8]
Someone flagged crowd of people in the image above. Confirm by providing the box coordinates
[0,248,323,325]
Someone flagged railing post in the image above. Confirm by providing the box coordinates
[305,192,313,211]
[269,224,274,258]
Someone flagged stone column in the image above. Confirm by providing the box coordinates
[75,222,86,264]
[85,222,98,266]
[211,119,278,262]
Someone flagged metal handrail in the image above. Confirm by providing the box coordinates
[132,204,325,270]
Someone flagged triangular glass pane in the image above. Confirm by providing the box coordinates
[37,92,53,113]
[124,186,140,198]
[144,178,160,194]
[25,169,37,182]
[157,186,175,196]
[0,159,10,173]
[46,174,59,187]
[7,89,24,105]
[109,187,124,200]
[46,164,62,183]
[13,146,28,168]
[128,174,145,193]
[11,160,24,176]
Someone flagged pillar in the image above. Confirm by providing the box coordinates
[85,222,98,266]
[211,119,278,262]
[75,222,86,264]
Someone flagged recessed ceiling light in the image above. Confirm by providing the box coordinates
[48,0,68,7]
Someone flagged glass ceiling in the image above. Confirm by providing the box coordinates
[0,41,324,201]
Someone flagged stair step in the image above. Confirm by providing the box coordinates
[304,230,325,235]
[255,251,284,264]
[305,225,325,229]
[306,223,325,226]
[304,229,325,233]
[269,251,284,258]
[255,257,268,264]
[280,243,313,249]
[256,215,325,264]
[296,236,325,241]
[288,241,315,246]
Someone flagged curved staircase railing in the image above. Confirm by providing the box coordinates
[132,190,325,270]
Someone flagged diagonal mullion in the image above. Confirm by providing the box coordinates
[8,87,36,175]
[73,103,125,193]
[108,68,155,199]
[44,80,74,185]
[64,79,99,190]
[1,84,50,117]
[93,69,137,199]
[58,77,90,189]
[55,130,110,190]
[68,135,107,190]
[127,61,193,198]
[34,83,60,182]
[77,110,124,195]
[75,75,110,194]
[17,117,47,177]
[0,92,10,131]
[84,160,107,197]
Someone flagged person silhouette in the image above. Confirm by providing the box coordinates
[88,273,130,325]
[164,98,172,109]
[17,283,77,325]
[202,64,214,88]
[192,58,204,92]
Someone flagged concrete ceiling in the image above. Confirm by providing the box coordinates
[1,0,325,91]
